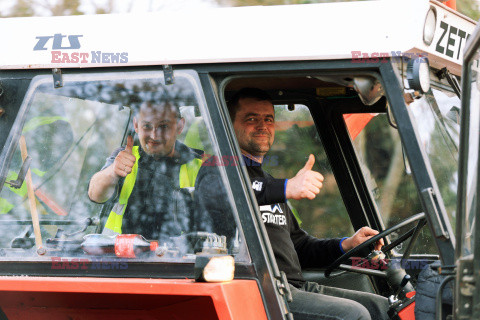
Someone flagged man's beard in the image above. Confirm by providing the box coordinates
[246,140,271,156]
[144,141,173,158]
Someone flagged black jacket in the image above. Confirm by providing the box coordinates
[194,155,344,287]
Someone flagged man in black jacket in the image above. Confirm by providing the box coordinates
[194,88,389,320]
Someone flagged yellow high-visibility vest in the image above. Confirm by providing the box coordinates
[102,146,202,235]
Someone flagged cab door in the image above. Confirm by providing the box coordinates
[456,21,480,320]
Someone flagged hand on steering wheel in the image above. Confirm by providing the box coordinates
[341,226,384,253]
[324,212,426,278]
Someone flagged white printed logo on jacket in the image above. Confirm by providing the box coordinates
[260,204,286,226]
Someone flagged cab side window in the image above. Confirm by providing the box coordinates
[347,113,435,254]
[264,104,353,238]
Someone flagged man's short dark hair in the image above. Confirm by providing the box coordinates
[227,87,273,121]
[133,101,182,120]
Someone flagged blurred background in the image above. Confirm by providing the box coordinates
[0,0,479,19]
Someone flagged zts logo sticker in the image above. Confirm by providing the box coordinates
[34,33,128,64]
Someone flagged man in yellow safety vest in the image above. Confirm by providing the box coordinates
[88,102,202,241]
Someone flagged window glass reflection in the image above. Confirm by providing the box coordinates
[0,72,245,265]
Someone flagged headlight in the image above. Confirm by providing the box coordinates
[407,57,431,94]
[195,255,235,282]
[423,7,437,46]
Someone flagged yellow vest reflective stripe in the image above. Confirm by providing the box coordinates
[102,145,202,235]
[184,119,204,151]
[179,158,202,189]
[102,146,140,235]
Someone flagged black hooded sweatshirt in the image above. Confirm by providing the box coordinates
[194,155,345,287]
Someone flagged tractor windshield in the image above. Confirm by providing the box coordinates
[349,81,461,255]
[0,71,249,267]
[408,86,461,229]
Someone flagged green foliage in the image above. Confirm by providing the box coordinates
[50,0,83,16]
[457,0,480,20]
[218,0,480,22]
[7,0,35,17]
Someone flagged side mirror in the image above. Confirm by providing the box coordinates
[353,76,384,106]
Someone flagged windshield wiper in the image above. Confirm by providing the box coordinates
[425,91,459,154]
[1,155,32,193]
[436,67,461,99]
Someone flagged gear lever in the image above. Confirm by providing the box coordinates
[388,274,411,304]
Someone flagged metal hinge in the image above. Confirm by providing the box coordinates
[276,271,294,319]
[276,271,293,302]
[163,65,174,85]
[457,257,475,319]
[52,68,63,88]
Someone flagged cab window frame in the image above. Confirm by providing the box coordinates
[211,59,455,282]
[0,68,257,279]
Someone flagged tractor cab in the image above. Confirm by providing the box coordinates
[0,0,477,319]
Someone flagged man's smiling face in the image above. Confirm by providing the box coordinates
[134,103,184,158]
[232,97,275,158]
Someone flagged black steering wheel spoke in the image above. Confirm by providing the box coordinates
[399,217,428,266]
[381,226,416,253]
[324,212,426,278]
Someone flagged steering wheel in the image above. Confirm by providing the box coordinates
[324,212,426,278]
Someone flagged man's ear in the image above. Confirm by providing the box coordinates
[176,118,185,134]
[133,117,139,133]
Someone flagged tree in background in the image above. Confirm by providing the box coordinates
[216,0,480,20]
[3,0,480,18]
[1,0,118,17]
[6,0,34,16]
[3,0,79,16]
[216,0,357,6]
[1,0,214,17]
[458,0,480,20]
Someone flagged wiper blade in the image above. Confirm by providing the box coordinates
[425,91,459,154]
[2,155,32,191]
[436,67,461,99]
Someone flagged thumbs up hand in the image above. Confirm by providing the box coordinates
[286,154,324,200]
[124,135,134,154]
[113,136,137,178]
